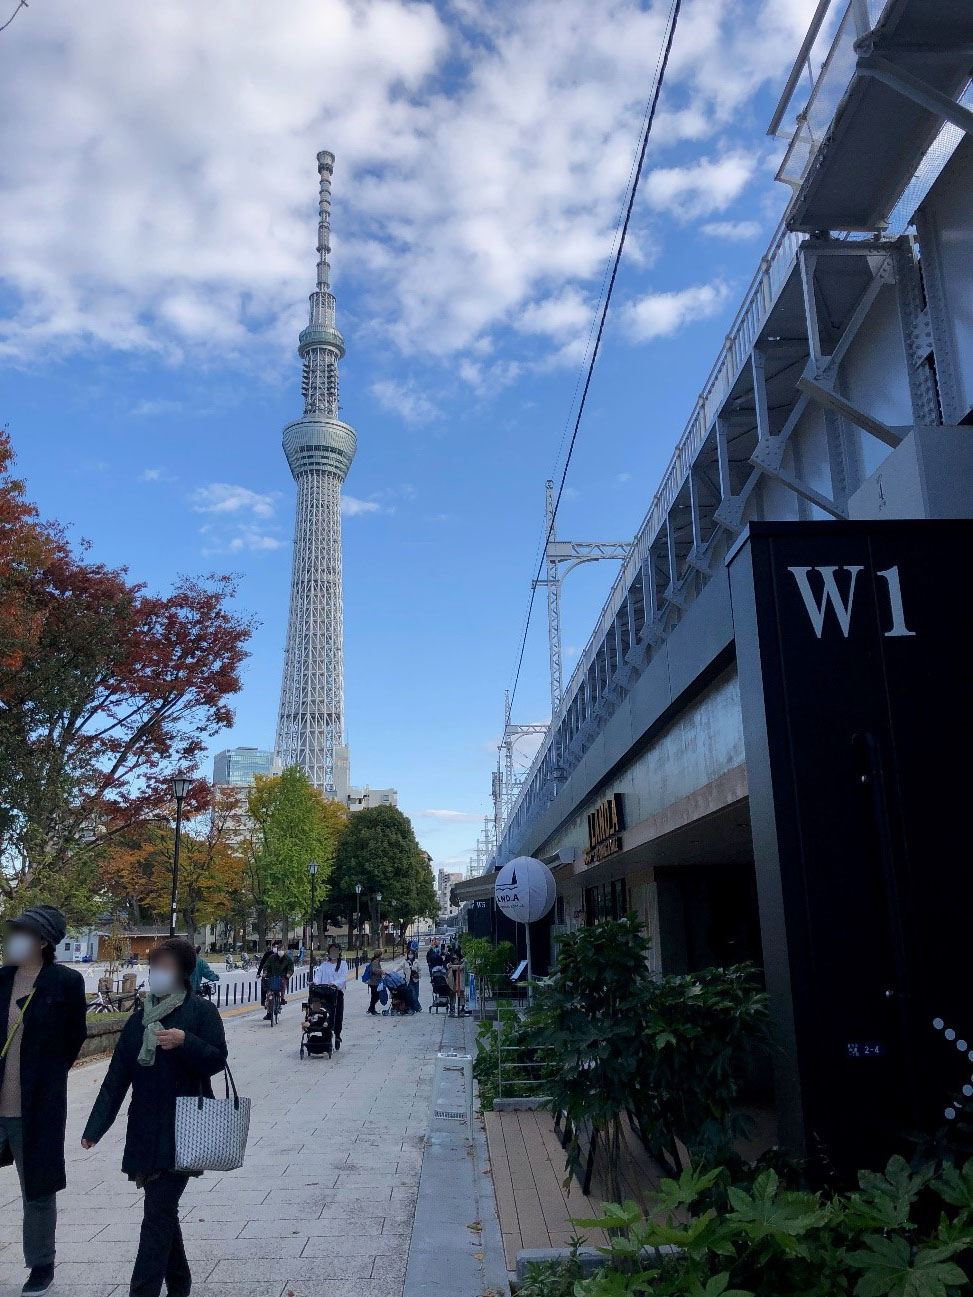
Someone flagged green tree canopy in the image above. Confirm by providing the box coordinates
[245,767,347,941]
[329,805,431,940]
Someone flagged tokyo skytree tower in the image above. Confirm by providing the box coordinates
[275,151,357,795]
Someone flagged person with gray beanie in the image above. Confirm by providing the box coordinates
[0,905,87,1297]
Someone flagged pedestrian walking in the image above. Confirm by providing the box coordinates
[311,941,347,1048]
[447,949,467,1017]
[366,950,384,1016]
[81,937,228,1297]
[0,906,87,1297]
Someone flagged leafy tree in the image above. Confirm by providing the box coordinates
[244,768,346,944]
[144,785,247,945]
[329,805,427,949]
[0,431,253,918]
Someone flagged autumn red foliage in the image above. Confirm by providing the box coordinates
[0,429,254,915]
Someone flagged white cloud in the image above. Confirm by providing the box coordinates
[341,495,383,518]
[190,482,278,519]
[0,0,816,367]
[621,280,732,341]
[227,528,284,552]
[642,152,757,219]
[139,467,169,483]
[516,289,592,342]
[198,522,284,555]
[701,219,762,240]
[131,398,183,416]
[371,378,439,425]
[420,809,481,822]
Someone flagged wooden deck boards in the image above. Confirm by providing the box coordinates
[484,1108,608,1268]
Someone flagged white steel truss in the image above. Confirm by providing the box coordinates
[533,479,631,715]
[276,152,357,795]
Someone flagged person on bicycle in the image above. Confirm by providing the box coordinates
[311,942,347,1048]
[189,946,220,998]
[260,942,293,1020]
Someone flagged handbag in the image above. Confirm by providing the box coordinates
[360,962,371,983]
[1,988,35,1060]
[174,1064,251,1174]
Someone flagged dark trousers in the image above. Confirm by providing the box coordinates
[130,1172,191,1297]
[368,985,380,1013]
[0,1116,57,1268]
[332,990,344,1039]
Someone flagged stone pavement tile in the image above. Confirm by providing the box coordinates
[298,1234,405,1258]
[372,1251,408,1283]
[97,1220,242,1242]
[241,1218,385,1239]
[181,1238,308,1261]
[179,1285,285,1297]
[0,1262,131,1284]
[283,1284,404,1297]
[179,1201,291,1222]
[0,1223,107,1245]
[210,1259,375,1283]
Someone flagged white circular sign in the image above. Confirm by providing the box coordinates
[494,856,557,924]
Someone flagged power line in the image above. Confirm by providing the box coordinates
[0,0,27,35]
[503,0,683,729]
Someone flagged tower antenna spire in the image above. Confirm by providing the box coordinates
[276,151,357,797]
[316,149,333,292]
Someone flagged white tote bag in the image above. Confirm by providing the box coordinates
[174,1065,251,1174]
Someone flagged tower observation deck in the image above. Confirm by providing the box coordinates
[275,151,357,796]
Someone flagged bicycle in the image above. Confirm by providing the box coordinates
[264,975,283,1026]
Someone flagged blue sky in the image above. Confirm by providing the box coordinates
[0,0,818,870]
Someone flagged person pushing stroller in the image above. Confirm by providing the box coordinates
[300,988,335,1059]
[311,942,347,1049]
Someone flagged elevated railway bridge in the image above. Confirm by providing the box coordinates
[459,0,973,1174]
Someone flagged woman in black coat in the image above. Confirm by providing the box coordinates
[0,906,87,1297]
[82,938,227,1297]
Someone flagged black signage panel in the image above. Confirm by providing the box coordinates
[729,520,973,1176]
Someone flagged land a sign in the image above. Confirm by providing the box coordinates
[494,856,556,925]
[585,793,624,865]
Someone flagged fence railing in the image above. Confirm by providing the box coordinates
[212,969,309,1010]
[497,1041,556,1101]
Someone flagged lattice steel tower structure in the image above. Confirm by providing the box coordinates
[275,151,357,796]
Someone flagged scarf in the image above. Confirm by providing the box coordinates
[138,988,187,1067]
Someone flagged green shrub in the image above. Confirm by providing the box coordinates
[516,1254,584,1297]
[532,915,771,1192]
[570,1155,973,1296]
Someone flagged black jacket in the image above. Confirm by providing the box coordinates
[82,989,227,1181]
[0,961,87,1200]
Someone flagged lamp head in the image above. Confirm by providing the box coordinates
[171,774,191,801]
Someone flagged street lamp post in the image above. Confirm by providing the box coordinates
[308,861,319,972]
[169,775,191,938]
[375,891,383,954]
[355,884,362,974]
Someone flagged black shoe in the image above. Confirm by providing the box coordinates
[263,1013,272,1021]
[335,1037,341,1050]
[23,1265,54,1296]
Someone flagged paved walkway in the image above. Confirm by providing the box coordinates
[0,977,451,1297]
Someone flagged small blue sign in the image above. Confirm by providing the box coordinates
[846,1041,886,1059]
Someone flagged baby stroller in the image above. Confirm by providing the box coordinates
[300,985,336,1059]
[429,963,452,1014]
